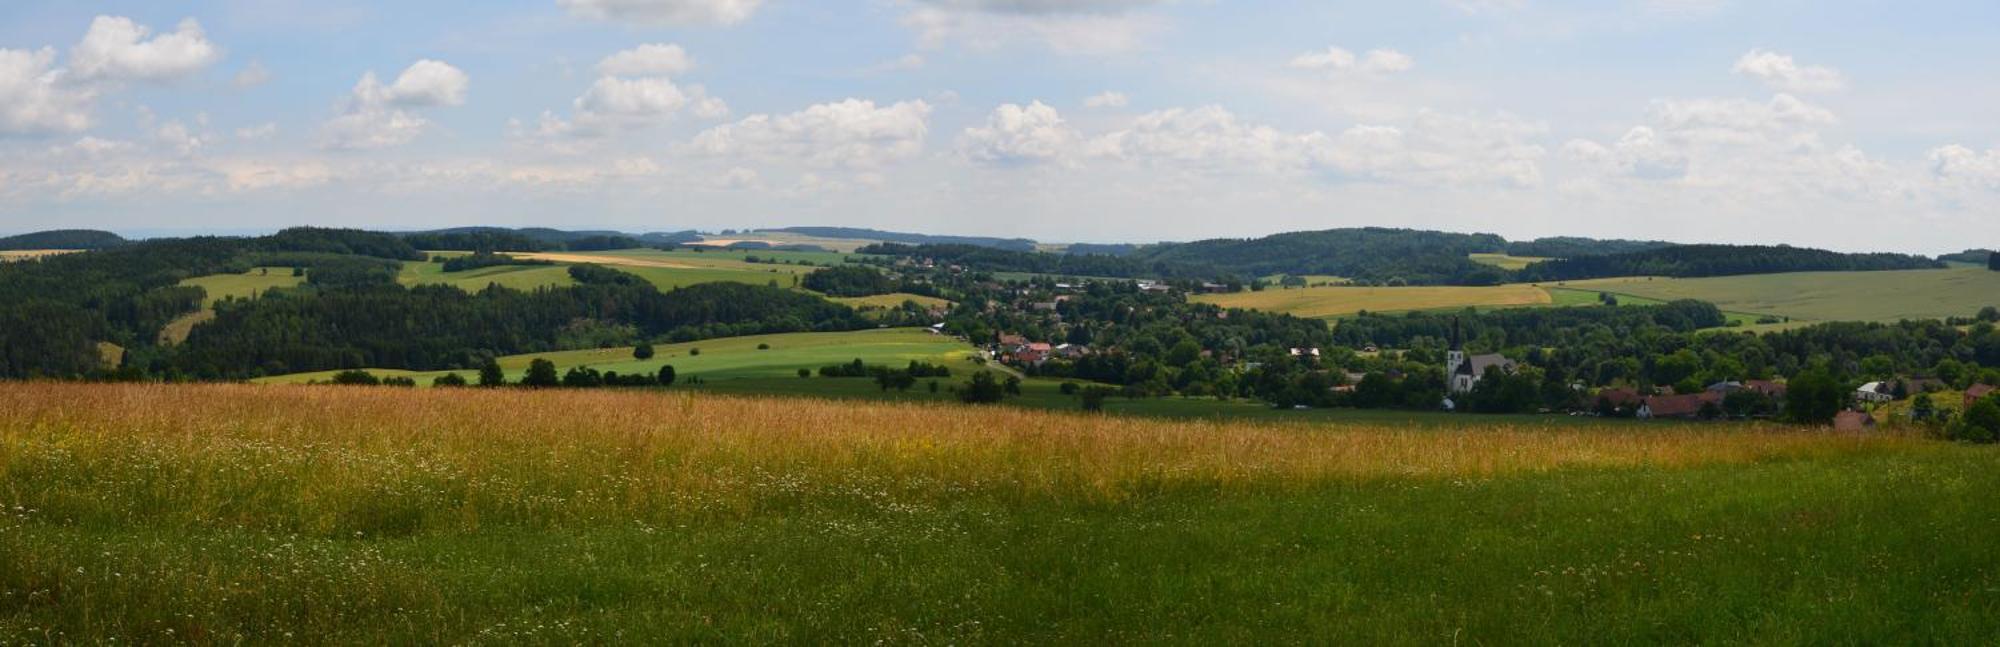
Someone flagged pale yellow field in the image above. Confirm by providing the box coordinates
[691,231,879,253]
[0,249,81,262]
[1557,268,2000,322]
[1194,284,1552,318]
[1468,253,1549,270]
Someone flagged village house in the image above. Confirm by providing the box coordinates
[1636,391,1722,420]
[1855,381,1896,404]
[1969,384,1998,409]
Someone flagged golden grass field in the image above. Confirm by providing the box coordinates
[0,383,1905,511]
[1467,252,1549,270]
[832,292,953,310]
[6,383,1997,642]
[1194,284,1553,318]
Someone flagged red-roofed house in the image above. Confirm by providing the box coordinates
[1969,384,1998,409]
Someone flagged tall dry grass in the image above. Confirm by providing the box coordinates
[0,383,1909,535]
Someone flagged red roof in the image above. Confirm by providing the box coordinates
[1969,384,1998,407]
[1745,379,1787,396]
[1598,388,1642,407]
[1645,392,1720,418]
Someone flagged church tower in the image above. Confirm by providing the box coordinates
[1446,316,1472,394]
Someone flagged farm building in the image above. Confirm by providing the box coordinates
[1855,382,1895,404]
[1970,384,1997,409]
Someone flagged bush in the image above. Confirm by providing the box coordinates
[477,359,505,387]
[330,370,380,386]
[382,376,417,388]
[433,373,468,387]
[959,371,1007,404]
[797,368,811,379]
[634,343,655,360]
[521,359,559,388]
[757,343,771,350]
[657,365,677,387]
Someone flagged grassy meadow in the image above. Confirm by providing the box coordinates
[1193,284,1553,319]
[159,267,308,345]
[1557,268,2000,323]
[253,328,979,386]
[2,383,1996,642]
[832,292,953,310]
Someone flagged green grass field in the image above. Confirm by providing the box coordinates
[832,293,952,310]
[179,267,305,307]
[254,328,979,386]
[1557,268,2000,323]
[1194,284,1554,319]
[4,383,1996,643]
[159,267,308,344]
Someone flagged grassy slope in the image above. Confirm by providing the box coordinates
[180,267,306,307]
[3,384,1996,643]
[1193,284,1552,319]
[1557,268,2000,322]
[253,328,979,385]
[160,267,307,345]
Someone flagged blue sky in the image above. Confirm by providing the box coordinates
[1,0,1996,252]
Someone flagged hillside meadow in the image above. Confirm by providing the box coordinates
[1557,268,2000,323]
[3,383,1997,642]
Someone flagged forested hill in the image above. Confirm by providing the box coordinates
[1504,236,1675,258]
[1125,228,1512,285]
[858,243,1222,281]
[770,227,1039,252]
[0,230,865,380]
[0,229,128,250]
[1517,244,1945,281]
[395,227,703,252]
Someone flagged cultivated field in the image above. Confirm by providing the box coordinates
[688,230,881,253]
[1,383,1993,643]
[1194,284,1553,318]
[1468,252,1549,270]
[1557,268,2000,322]
[0,250,81,262]
[254,328,977,385]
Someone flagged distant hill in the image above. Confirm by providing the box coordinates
[767,227,1038,252]
[0,229,128,250]
[1939,249,1997,265]
[1062,243,1143,257]
[1517,244,1945,281]
[1125,227,1512,286]
[398,227,701,252]
[1505,236,1677,258]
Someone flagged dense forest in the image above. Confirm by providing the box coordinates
[1937,249,1997,265]
[1124,228,1511,285]
[0,230,866,380]
[1517,244,1944,281]
[801,266,897,296]
[858,243,1222,280]
[397,227,701,252]
[0,229,129,250]
[1503,236,1676,258]
[171,278,866,379]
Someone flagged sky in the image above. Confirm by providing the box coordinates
[1,0,1997,253]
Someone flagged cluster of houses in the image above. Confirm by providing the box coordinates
[1592,380,1788,420]
[993,333,1089,366]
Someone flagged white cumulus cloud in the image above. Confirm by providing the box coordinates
[558,0,763,26]
[1289,46,1414,76]
[692,99,932,168]
[1732,49,1844,93]
[0,48,95,134]
[597,43,695,77]
[1083,91,1128,108]
[959,101,1078,164]
[321,60,468,149]
[68,16,222,82]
